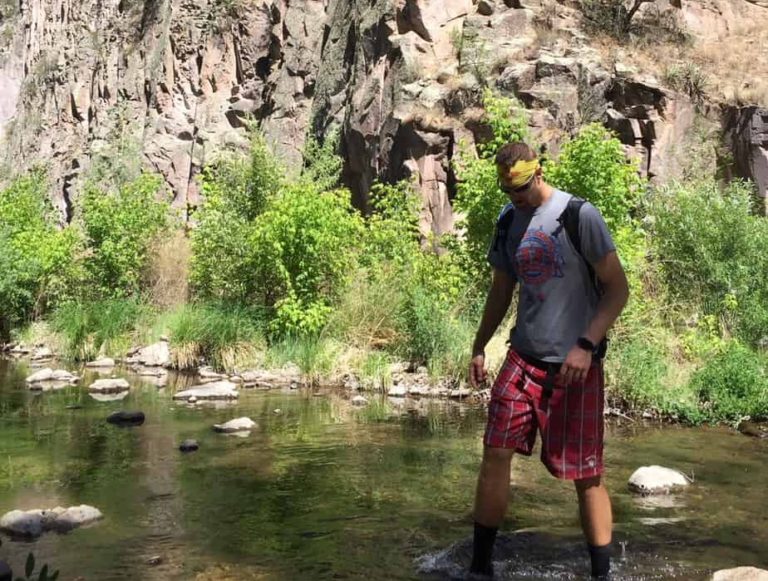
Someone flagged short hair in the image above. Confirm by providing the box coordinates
[495,142,537,168]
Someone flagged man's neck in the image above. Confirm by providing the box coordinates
[532,183,554,207]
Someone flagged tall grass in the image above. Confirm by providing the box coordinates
[265,336,339,383]
[52,298,147,360]
[165,303,266,372]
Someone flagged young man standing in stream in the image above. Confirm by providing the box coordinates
[467,142,629,579]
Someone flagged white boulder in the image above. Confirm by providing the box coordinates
[213,417,257,433]
[388,385,408,397]
[26,368,54,383]
[712,568,768,581]
[351,395,369,406]
[628,466,690,495]
[126,339,170,367]
[0,505,102,537]
[90,391,130,402]
[30,347,53,361]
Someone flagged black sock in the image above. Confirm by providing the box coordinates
[470,522,497,575]
[588,542,612,578]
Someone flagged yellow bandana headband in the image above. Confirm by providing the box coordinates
[504,159,540,188]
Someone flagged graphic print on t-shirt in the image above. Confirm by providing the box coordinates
[514,226,565,290]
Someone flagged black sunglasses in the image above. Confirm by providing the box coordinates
[498,174,535,195]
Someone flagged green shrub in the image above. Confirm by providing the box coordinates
[0,172,81,338]
[362,181,422,269]
[166,303,265,371]
[606,337,670,410]
[451,91,529,287]
[689,342,768,424]
[546,124,643,230]
[249,184,365,337]
[665,63,709,104]
[301,128,343,192]
[80,173,168,298]
[52,298,147,360]
[647,179,768,347]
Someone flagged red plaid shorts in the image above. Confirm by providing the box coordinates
[483,349,605,480]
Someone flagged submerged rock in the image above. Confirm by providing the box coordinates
[179,439,199,453]
[106,411,145,426]
[0,560,11,581]
[628,466,690,495]
[712,567,768,581]
[90,391,129,402]
[86,357,116,368]
[173,380,239,401]
[239,368,301,389]
[88,378,130,393]
[0,505,102,537]
[198,367,229,382]
[213,417,256,433]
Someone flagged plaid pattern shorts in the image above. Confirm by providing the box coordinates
[483,349,605,480]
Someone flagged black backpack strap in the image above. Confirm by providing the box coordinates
[558,196,609,358]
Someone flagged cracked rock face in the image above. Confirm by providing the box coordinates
[0,0,766,231]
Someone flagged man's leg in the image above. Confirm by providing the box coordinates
[575,476,613,578]
[470,446,515,576]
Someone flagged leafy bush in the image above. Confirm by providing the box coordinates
[647,179,768,347]
[451,91,529,287]
[80,173,168,298]
[301,128,343,192]
[0,172,81,338]
[546,124,643,230]
[689,342,768,424]
[251,184,364,337]
[52,298,147,360]
[190,133,282,302]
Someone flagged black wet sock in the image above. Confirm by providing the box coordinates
[470,522,497,576]
[588,542,612,578]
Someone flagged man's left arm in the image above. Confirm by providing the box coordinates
[560,204,630,384]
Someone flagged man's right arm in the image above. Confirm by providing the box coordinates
[469,268,516,387]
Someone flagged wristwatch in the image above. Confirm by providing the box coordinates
[576,337,596,353]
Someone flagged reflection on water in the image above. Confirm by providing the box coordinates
[0,358,766,580]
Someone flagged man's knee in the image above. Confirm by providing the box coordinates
[574,475,602,494]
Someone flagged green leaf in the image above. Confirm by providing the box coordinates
[25,552,35,577]
[37,565,48,581]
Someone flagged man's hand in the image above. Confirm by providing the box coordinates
[469,353,488,388]
[559,345,592,385]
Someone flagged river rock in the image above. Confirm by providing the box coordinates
[351,395,369,406]
[239,368,301,389]
[198,367,229,382]
[712,567,768,581]
[628,466,690,495]
[30,347,53,361]
[86,357,115,368]
[738,421,768,439]
[388,385,408,397]
[26,368,78,385]
[179,439,199,452]
[88,378,130,393]
[449,387,472,399]
[0,505,102,537]
[125,339,170,367]
[106,411,146,426]
[173,381,239,401]
[213,417,256,433]
[0,560,11,581]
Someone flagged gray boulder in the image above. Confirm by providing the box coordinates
[26,368,78,385]
[628,466,690,495]
[0,505,102,537]
[125,339,170,367]
[88,378,130,393]
[90,391,129,402]
[173,381,239,401]
[351,395,369,406]
[30,347,53,361]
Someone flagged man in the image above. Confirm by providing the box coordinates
[468,142,629,579]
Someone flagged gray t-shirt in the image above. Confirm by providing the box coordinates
[487,189,616,363]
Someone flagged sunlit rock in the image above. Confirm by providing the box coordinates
[628,466,690,495]
[88,378,130,393]
[0,505,102,537]
[712,567,768,581]
[213,417,256,433]
[174,380,239,401]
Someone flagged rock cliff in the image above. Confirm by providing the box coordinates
[0,0,766,230]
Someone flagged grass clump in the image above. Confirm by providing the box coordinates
[165,303,265,371]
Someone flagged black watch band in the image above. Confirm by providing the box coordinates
[576,337,596,353]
